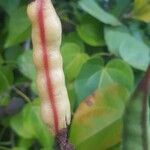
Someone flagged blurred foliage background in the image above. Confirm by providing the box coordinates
[0,0,149,150]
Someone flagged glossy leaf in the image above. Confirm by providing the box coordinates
[98,59,134,90]
[0,71,10,94]
[5,7,30,48]
[12,148,26,150]
[110,0,131,17]
[75,57,134,103]
[0,0,20,15]
[17,138,32,150]
[67,82,77,111]
[11,99,53,148]
[77,15,105,46]
[0,65,14,85]
[61,42,89,81]
[105,26,150,71]
[104,26,129,56]
[75,56,103,102]
[122,66,150,149]
[17,50,36,80]
[63,32,85,52]
[132,0,150,22]
[78,0,121,26]
[65,53,89,82]
[4,46,23,62]
[0,55,4,65]
[61,43,83,66]
[70,85,129,150]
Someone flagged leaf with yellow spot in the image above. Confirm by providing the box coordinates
[69,85,129,150]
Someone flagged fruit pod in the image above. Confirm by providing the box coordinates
[27,0,71,135]
[122,66,150,150]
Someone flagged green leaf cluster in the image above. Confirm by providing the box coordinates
[0,0,149,149]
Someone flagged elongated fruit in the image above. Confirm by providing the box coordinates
[27,0,71,135]
[122,66,150,150]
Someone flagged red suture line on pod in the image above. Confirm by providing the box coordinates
[37,0,59,134]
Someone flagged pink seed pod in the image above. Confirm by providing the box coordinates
[27,0,71,135]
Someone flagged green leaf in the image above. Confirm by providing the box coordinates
[0,65,14,85]
[31,81,38,94]
[61,43,82,66]
[17,138,32,150]
[110,0,131,18]
[4,46,23,62]
[17,50,36,80]
[134,0,146,10]
[0,0,20,15]
[65,53,89,82]
[70,85,129,150]
[75,57,134,103]
[98,59,134,91]
[122,67,150,149]
[119,39,150,71]
[5,6,30,48]
[78,0,121,26]
[63,32,85,51]
[0,94,10,106]
[0,70,10,94]
[75,56,103,102]
[104,26,129,56]
[12,148,26,150]
[0,55,4,65]
[107,143,121,150]
[11,111,34,139]
[61,42,89,81]
[77,15,105,46]
[132,0,150,23]
[67,82,77,111]
[105,26,150,71]
[11,99,53,148]
[23,101,53,147]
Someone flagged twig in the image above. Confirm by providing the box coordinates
[13,87,31,103]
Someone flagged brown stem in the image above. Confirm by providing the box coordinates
[54,128,74,150]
